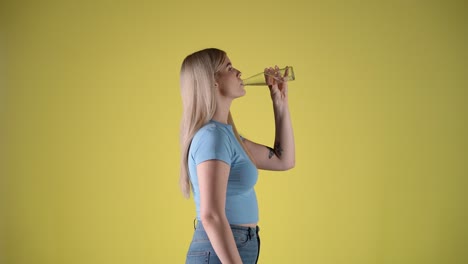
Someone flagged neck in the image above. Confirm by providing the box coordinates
[212,98,232,124]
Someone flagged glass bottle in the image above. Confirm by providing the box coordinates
[242,66,295,86]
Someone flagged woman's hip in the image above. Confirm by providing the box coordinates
[186,221,260,264]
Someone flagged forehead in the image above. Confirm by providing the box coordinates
[222,55,232,65]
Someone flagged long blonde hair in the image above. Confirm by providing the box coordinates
[179,48,256,198]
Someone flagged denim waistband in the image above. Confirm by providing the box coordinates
[194,219,260,238]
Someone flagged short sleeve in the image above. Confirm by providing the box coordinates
[192,127,233,166]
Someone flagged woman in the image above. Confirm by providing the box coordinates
[180,48,295,264]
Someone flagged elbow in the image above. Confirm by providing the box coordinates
[200,211,225,225]
[282,159,295,170]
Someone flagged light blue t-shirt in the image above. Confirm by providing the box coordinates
[188,120,259,224]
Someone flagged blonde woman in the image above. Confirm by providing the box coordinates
[180,48,295,264]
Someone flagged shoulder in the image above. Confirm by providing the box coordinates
[190,122,234,165]
[193,122,232,145]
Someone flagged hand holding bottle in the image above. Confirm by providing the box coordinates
[265,65,290,105]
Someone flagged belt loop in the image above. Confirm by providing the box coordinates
[248,227,252,240]
[193,218,197,230]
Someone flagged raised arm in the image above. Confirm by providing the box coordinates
[197,160,243,264]
[244,66,295,171]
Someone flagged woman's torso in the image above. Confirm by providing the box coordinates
[188,120,259,226]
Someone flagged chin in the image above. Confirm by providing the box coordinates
[239,89,246,97]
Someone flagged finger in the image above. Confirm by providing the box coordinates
[264,67,274,85]
[268,67,275,81]
[274,66,281,80]
[269,82,279,92]
[266,67,277,75]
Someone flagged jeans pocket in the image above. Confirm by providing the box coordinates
[232,230,249,249]
[186,251,210,264]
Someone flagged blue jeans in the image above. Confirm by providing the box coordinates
[186,220,260,264]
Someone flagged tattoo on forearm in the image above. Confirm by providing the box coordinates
[268,147,275,159]
[267,142,283,159]
[274,142,283,157]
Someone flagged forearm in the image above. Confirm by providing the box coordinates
[272,100,295,169]
[202,215,242,264]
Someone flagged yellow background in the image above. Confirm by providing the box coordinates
[1,0,467,263]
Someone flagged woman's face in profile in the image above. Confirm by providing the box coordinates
[215,56,245,99]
